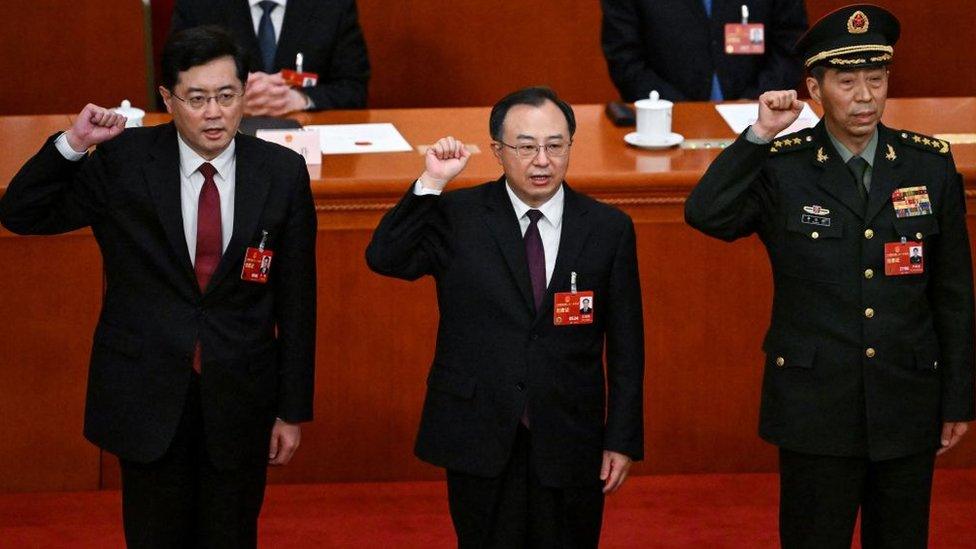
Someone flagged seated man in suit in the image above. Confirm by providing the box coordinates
[171,0,370,115]
[367,86,645,547]
[601,0,807,102]
[0,26,317,547]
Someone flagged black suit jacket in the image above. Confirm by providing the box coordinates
[601,0,807,102]
[0,124,317,469]
[685,123,975,460]
[366,179,644,488]
[171,0,370,110]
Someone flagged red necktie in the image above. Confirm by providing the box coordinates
[192,162,222,373]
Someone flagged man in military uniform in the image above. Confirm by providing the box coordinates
[685,5,974,548]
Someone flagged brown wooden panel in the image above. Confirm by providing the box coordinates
[0,0,148,115]
[0,231,103,492]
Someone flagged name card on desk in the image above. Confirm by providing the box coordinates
[255,129,322,165]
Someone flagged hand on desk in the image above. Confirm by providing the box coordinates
[269,418,302,465]
[245,72,307,117]
[601,450,632,494]
[419,136,471,192]
[65,103,126,152]
[752,90,805,142]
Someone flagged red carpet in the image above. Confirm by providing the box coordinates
[1,470,973,547]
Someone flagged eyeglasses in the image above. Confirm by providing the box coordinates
[169,90,243,110]
[496,140,572,159]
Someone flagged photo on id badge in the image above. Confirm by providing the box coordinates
[554,272,594,326]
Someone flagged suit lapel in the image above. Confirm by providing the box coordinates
[812,123,865,220]
[865,126,903,224]
[533,184,591,326]
[274,0,312,70]
[229,0,262,61]
[144,124,198,291]
[481,179,535,315]
[205,134,272,294]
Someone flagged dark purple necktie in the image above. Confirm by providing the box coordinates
[524,209,546,311]
[192,162,221,373]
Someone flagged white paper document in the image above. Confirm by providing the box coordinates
[304,123,413,154]
[715,103,820,137]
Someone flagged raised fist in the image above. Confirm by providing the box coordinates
[753,90,805,142]
[419,136,471,191]
[65,104,126,152]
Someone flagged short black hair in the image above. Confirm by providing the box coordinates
[160,25,248,90]
[489,86,576,141]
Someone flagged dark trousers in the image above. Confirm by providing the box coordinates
[119,373,269,549]
[778,448,937,549]
[446,425,605,549]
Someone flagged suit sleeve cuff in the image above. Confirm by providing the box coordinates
[744,125,773,145]
[54,132,87,161]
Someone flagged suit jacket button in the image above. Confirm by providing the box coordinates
[865,347,876,358]
[916,232,924,240]
[864,268,874,279]
[531,334,539,340]
[775,357,785,367]
[864,308,875,318]
[515,382,525,392]
[864,229,875,239]
[811,231,820,239]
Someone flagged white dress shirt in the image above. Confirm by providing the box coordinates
[413,179,564,285]
[54,132,236,265]
[177,135,236,264]
[249,0,287,43]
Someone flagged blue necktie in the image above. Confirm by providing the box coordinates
[702,0,725,101]
[257,1,278,73]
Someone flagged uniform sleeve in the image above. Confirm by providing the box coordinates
[603,216,645,460]
[684,129,776,241]
[600,0,686,102]
[929,155,975,421]
[365,183,451,281]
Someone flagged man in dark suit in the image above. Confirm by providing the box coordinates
[366,87,644,547]
[601,0,807,102]
[0,26,317,547]
[685,6,973,548]
[171,0,370,114]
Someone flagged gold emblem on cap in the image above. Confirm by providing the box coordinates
[848,10,869,34]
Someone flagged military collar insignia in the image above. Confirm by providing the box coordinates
[899,131,950,155]
[803,205,831,215]
[848,10,869,34]
[885,144,897,161]
[816,146,829,163]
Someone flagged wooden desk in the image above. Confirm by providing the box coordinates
[2,100,976,492]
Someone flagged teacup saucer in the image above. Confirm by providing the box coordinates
[624,131,684,150]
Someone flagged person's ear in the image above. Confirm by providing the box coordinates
[159,86,174,114]
[806,77,821,104]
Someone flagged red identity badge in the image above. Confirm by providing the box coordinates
[280,52,318,88]
[725,7,764,55]
[885,240,924,276]
[241,230,273,283]
[280,69,319,88]
[553,272,594,326]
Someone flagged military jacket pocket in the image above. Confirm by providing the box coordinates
[914,337,941,371]
[892,215,940,241]
[762,331,816,370]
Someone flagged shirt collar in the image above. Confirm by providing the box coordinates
[177,133,236,181]
[250,0,287,8]
[505,181,565,229]
[826,127,879,167]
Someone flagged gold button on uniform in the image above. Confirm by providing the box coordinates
[776,357,785,367]
[864,229,874,239]
[865,348,876,358]
[864,268,874,279]
[811,231,820,239]
[915,232,923,240]
[865,308,875,318]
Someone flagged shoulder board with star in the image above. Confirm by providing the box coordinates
[898,130,950,155]
[769,129,816,154]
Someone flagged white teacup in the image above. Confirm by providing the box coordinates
[634,90,673,144]
[113,99,145,128]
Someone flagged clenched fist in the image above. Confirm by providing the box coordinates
[65,104,127,153]
[418,136,471,192]
[752,90,805,142]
